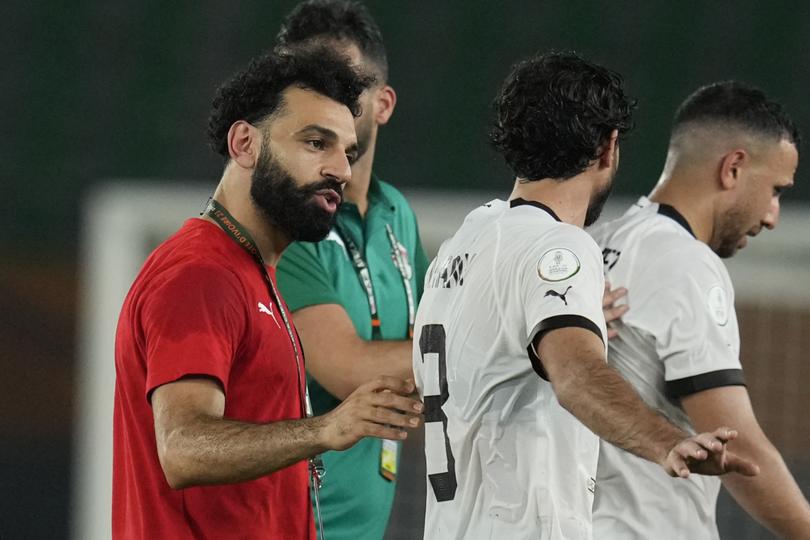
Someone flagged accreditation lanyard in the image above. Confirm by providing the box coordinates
[334,221,415,339]
[203,199,328,538]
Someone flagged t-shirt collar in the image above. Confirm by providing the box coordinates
[509,197,562,222]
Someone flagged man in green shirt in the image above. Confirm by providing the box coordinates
[275,2,429,538]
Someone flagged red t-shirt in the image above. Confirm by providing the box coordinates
[113,218,315,539]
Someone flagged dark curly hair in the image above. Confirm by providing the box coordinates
[207,46,374,160]
[276,0,388,81]
[490,52,635,181]
[673,81,800,148]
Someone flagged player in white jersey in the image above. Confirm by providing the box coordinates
[591,81,810,539]
[413,54,758,540]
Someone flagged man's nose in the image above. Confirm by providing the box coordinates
[763,196,780,230]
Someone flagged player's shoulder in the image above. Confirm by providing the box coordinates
[536,221,602,260]
[142,219,249,288]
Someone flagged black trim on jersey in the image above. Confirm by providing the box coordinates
[657,204,696,238]
[666,369,746,398]
[510,198,562,222]
[527,315,605,380]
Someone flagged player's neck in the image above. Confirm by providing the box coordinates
[204,175,290,267]
[343,139,376,218]
[648,174,714,245]
[509,175,593,227]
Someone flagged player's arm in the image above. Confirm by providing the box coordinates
[293,304,413,400]
[151,375,422,489]
[535,327,759,478]
[682,386,810,538]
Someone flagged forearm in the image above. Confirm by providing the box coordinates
[552,354,685,465]
[159,414,326,489]
[722,442,810,538]
[315,338,413,400]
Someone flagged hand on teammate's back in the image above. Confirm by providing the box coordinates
[318,376,423,451]
[602,281,629,339]
[663,427,760,478]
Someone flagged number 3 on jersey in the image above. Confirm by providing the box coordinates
[419,324,457,502]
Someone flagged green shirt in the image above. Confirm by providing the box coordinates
[277,178,429,540]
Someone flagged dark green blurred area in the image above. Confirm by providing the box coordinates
[2,3,810,538]
[4,1,810,256]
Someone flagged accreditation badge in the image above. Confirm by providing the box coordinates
[379,439,399,481]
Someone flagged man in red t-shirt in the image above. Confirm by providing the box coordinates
[112,48,424,540]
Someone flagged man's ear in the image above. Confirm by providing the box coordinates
[374,85,397,125]
[227,120,260,169]
[598,129,619,170]
[718,149,747,190]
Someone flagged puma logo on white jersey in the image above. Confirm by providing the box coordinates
[258,302,280,327]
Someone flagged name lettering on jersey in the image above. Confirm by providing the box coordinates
[602,247,621,270]
[544,286,573,306]
[537,248,580,282]
[427,253,476,289]
[706,285,729,326]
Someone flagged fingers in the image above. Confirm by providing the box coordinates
[604,303,630,325]
[710,426,738,444]
[362,375,417,396]
[602,281,628,308]
[365,385,423,415]
[602,282,629,335]
[672,438,711,462]
[664,451,691,479]
[357,420,411,441]
[346,376,424,428]
[665,428,751,479]
[724,452,760,477]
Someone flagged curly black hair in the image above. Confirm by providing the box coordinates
[673,81,800,148]
[206,46,374,160]
[276,0,388,81]
[490,52,636,181]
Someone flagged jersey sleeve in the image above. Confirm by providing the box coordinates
[276,240,341,312]
[520,227,606,359]
[625,247,743,398]
[141,263,247,401]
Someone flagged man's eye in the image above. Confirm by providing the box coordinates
[347,153,358,165]
[307,139,325,150]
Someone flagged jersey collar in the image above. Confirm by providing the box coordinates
[509,198,562,222]
[657,203,696,238]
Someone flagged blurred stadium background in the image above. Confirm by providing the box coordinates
[2,1,809,538]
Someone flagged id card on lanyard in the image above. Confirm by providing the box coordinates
[334,221,415,481]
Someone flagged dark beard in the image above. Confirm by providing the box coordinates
[584,181,614,227]
[250,150,342,242]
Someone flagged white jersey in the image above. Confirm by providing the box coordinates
[413,198,607,540]
[589,197,744,540]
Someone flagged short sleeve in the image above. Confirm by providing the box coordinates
[276,241,341,312]
[624,248,743,398]
[521,227,606,349]
[141,263,247,401]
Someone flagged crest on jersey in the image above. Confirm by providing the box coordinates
[707,285,729,326]
[537,248,581,282]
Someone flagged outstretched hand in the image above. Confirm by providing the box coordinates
[319,376,423,452]
[602,281,629,339]
[663,427,760,478]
